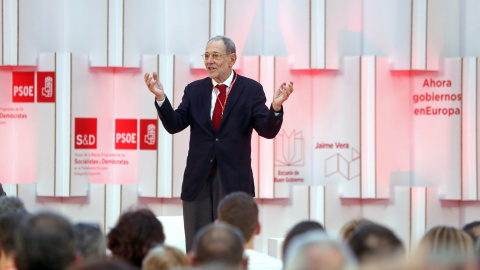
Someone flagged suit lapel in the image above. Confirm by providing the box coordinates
[221,71,242,122]
[203,78,215,131]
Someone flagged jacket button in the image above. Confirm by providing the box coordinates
[210,159,213,163]
[216,138,219,142]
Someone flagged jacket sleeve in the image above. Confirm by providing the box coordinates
[154,88,191,134]
[251,85,283,139]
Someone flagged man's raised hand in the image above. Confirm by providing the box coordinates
[272,81,294,112]
[144,72,165,101]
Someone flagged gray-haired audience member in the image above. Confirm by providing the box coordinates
[0,212,30,270]
[283,230,356,270]
[14,211,78,270]
[0,184,6,197]
[191,222,247,269]
[0,196,27,215]
[74,222,106,263]
[282,220,324,262]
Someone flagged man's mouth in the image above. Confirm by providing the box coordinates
[207,67,217,71]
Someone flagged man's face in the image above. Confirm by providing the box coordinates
[204,40,236,83]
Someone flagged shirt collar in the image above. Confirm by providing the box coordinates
[212,70,235,89]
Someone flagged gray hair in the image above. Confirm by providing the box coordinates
[192,222,245,266]
[15,211,76,270]
[0,196,26,215]
[284,230,357,270]
[73,223,106,262]
[207,35,236,54]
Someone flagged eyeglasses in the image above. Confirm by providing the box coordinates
[201,52,231,61]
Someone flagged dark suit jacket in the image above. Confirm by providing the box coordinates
[155,72,283,201]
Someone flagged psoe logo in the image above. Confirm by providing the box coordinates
[12,72,35,103]
[37,72,55,102]
[140,119,157,150]
[115,119,138,150]
[75,118,97,149]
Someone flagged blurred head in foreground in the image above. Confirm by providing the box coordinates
[190,222,246,269]
[284,230,357,270]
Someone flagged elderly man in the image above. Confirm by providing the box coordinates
[190,222,247,269]
[144,35,294,251]
[14,211,78,270]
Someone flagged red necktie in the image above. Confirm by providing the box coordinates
[212,84,226,132]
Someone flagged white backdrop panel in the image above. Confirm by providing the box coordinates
[18,0,108,66]
[312,57,361,198]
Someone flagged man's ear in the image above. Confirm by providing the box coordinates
[188,251,198,266]
[230,53,237,66]
[13,252,18,269]
[241,255,249,270]
[72,253,84,267]
[255,222,261,235]
[214,218,220,224]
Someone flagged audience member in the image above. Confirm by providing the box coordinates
[218,191,282,270]
[142,245,189,270]
[0,196,27,215]
[283,230,356,270]
[0,184,6,197]
[339,218,373,243]
[0,212,30,270]
[73,222,106,263]
[463,221,480,243]
[190,222,247,269]
[70,259,136,270]
[347,222,405,269]
[282,220,324,262]
[410,226,477,270]
[14,211,78,270]
[107,208,165,268]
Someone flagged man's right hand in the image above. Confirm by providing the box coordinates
[144,72,165,101]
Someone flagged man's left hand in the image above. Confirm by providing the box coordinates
[272,81,294,112]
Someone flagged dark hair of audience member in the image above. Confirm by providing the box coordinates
[69,259,136,270]
[218,191,258,242]
[347,222,405,263]
[142,245,189,270]
[191,222,245,267]
[0,212,30,258]
[282,220,324,261]
[463,221,480,242]
[0,196,27,215]
[339,218,373,242]
[14,211,77,270]
[73,222,106,262]
[107,208,165,268]
[0,184,6,197]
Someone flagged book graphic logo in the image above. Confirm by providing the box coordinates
[75,118,97,149]
[275,130,305,166]
[325,148,360,180]
[37,72,55,102]
[139,119,157,150]
[12,72,35,103]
